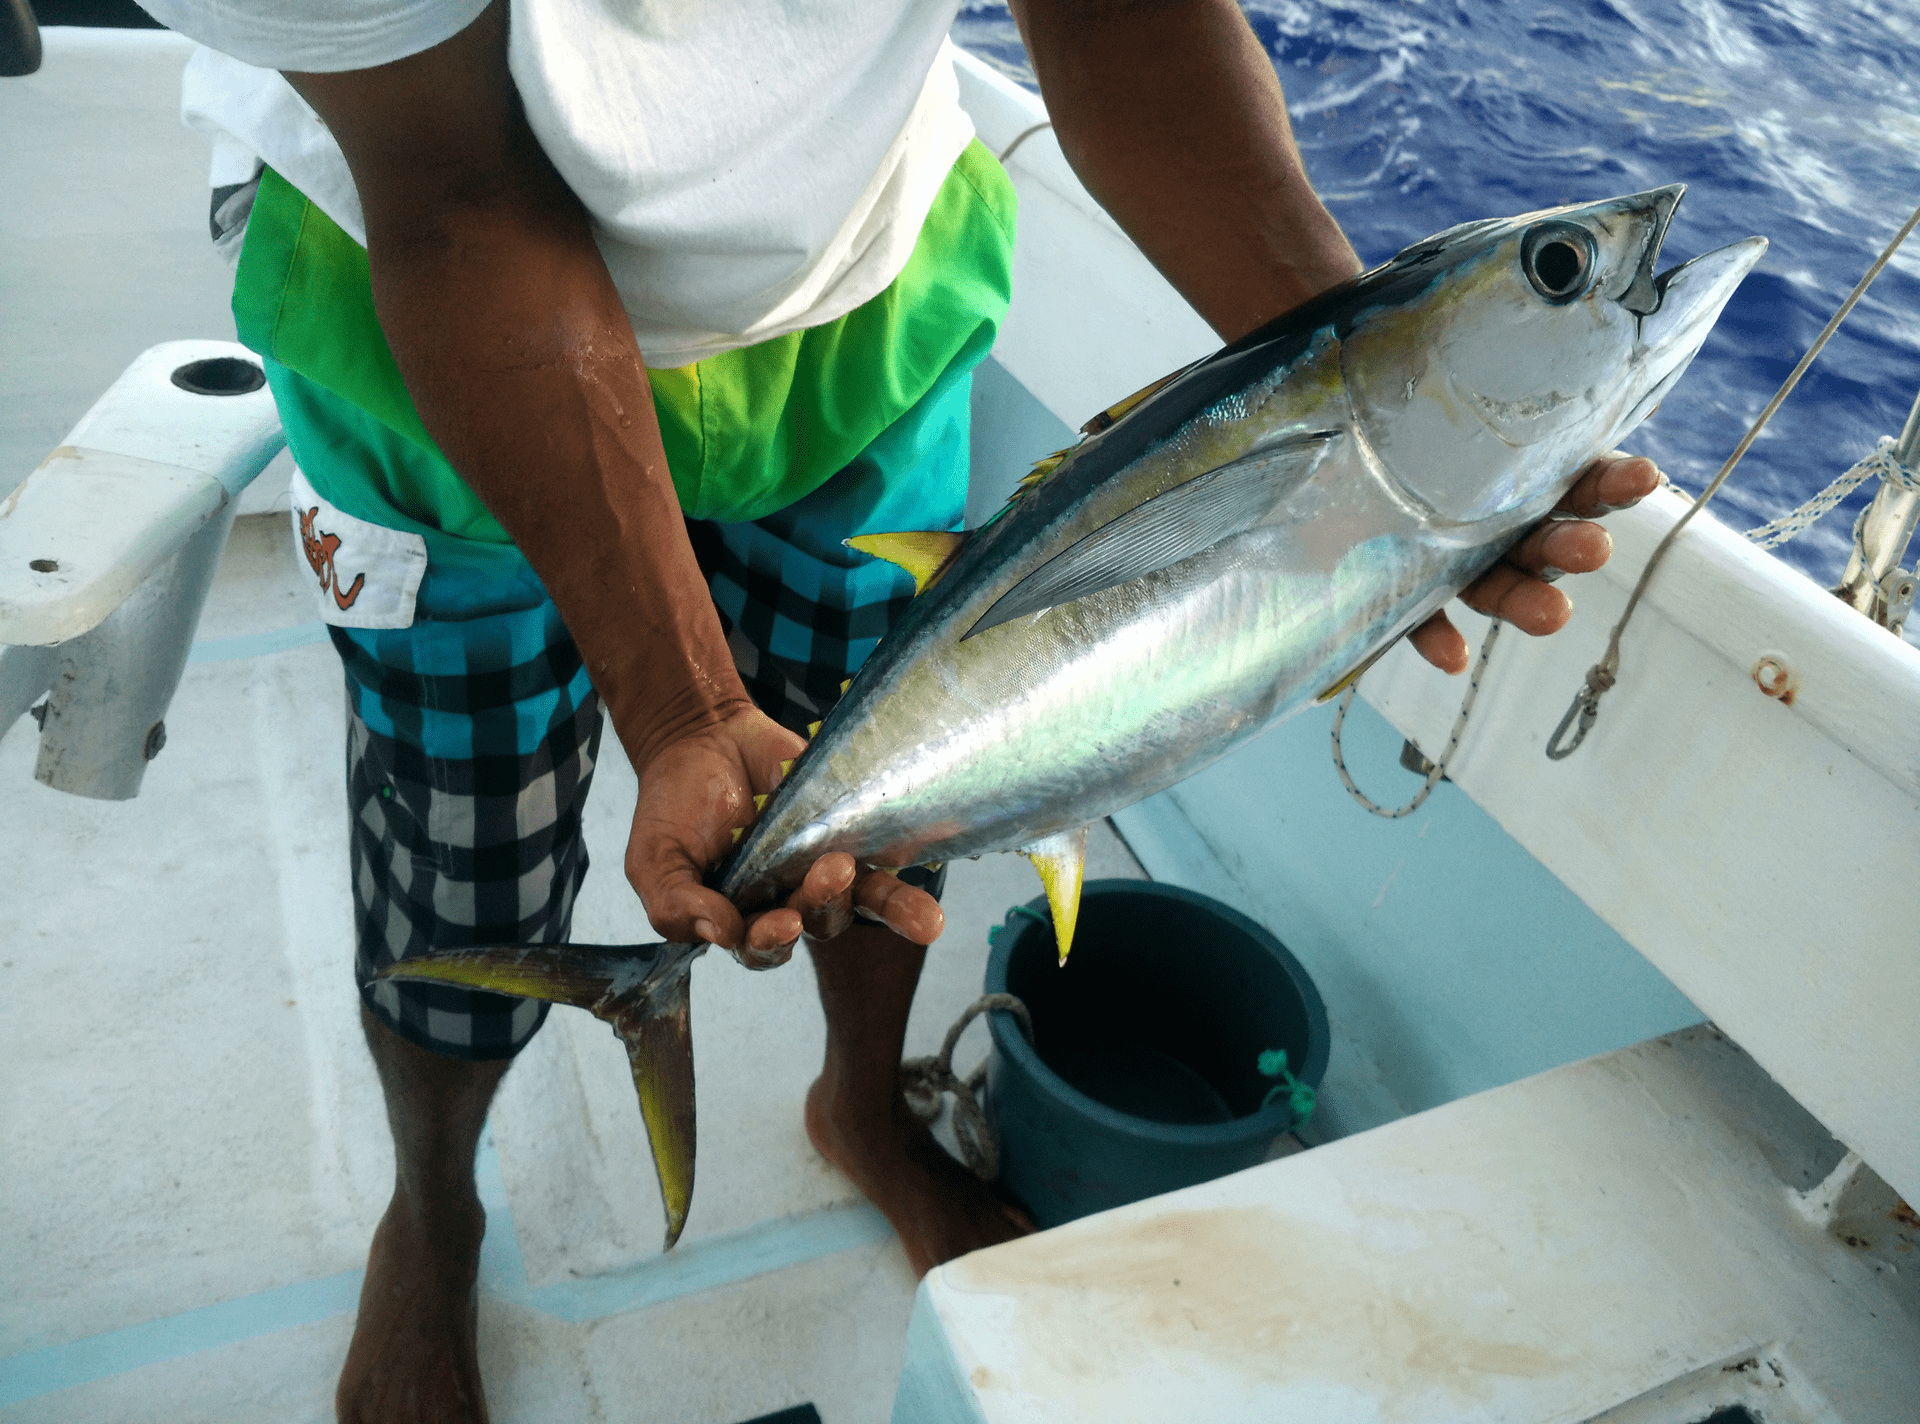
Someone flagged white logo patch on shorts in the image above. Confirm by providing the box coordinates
[288,465,428,630]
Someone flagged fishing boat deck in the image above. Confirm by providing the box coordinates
[0,502,1146,1420]
[0,28,1158,1419]
[9,22,1920,1424]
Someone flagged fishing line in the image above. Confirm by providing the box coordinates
[1546,194,1920,761]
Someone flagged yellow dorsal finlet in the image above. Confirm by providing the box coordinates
[1314,641,1396,703]
[806,720,823,737]
[1020,826,1088,965]
[1022,448,1073,487]
[752,792,769,812]
[1079,355,1207,436]
[843,530,968,595]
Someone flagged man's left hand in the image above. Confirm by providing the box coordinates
[1408,452,1660,673]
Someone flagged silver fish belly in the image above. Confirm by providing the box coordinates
[723,185,1766,920]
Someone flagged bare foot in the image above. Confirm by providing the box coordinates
[806,1075,1033,1278]
[336,1193,490,1424]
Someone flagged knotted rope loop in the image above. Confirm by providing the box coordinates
[1331,619,1503,817]
[900,992,1033,1181]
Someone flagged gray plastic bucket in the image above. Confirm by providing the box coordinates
[982,879,1329,1228]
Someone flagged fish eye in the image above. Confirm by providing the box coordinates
[1521,221,1597,304]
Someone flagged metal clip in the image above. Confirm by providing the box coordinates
[1882,565,1917,636]
[1546,684,1600,761]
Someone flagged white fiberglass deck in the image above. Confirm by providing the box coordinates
[11,23,1918,1424]
[0,507,1146,1421]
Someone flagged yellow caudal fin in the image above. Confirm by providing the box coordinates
[843,530,968,594]
[1020,825,1088,965]
[624,968,697,1250]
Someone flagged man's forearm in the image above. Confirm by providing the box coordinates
[287,15,748,775]
[1013,0,1362,340]
[366,193,750,768]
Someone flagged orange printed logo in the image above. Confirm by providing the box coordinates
[299,505,367,611]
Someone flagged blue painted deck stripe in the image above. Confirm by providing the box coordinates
[475,1135,893,1324]
[0,1271,363,1408]
[513,1204,893,1323]
[0,1136,893,1408]
[187,622,329,664]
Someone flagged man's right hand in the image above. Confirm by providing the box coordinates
[285,6,943,967]
[625,706,945,968]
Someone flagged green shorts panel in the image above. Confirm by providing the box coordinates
[232,140,1015,536]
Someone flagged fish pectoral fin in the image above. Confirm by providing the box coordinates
[966,429,1343,639]
[1020,826,1088,965]
[843,530,968,594]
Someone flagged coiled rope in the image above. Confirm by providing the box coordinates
[900,992,1033,1181]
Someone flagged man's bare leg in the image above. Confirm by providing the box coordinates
[337,1006,511,1424]
[805,922,1032,1278]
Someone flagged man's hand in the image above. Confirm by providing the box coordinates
[289,7,939,969]
[626,707,945,969]
[1408,452,1662,673]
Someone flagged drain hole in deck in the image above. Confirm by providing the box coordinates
[170,356,266,396]
[30,558,58,572]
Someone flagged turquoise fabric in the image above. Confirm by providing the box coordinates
[284,341,983,758]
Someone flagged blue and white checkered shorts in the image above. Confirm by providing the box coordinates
[342,362,972,1061]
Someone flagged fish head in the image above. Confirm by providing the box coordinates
[1340,186,1766,525]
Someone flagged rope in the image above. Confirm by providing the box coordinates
[900,993,1033,1181]
[1331,619,1504,818]
[1743,436,1920,549]
[1546,195,1920,761]
[998,121,1054,165]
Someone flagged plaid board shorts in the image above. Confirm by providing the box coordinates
[339,364,973,1061]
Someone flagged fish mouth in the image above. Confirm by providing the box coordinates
[1598,181,1766,342]
[1612,183,1685,316]
[1632,234,1769,406]
[1641,235,1769,342]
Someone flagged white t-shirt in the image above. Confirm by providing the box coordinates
[140,0,976,369]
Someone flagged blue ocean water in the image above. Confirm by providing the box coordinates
[953,0,1920,586]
